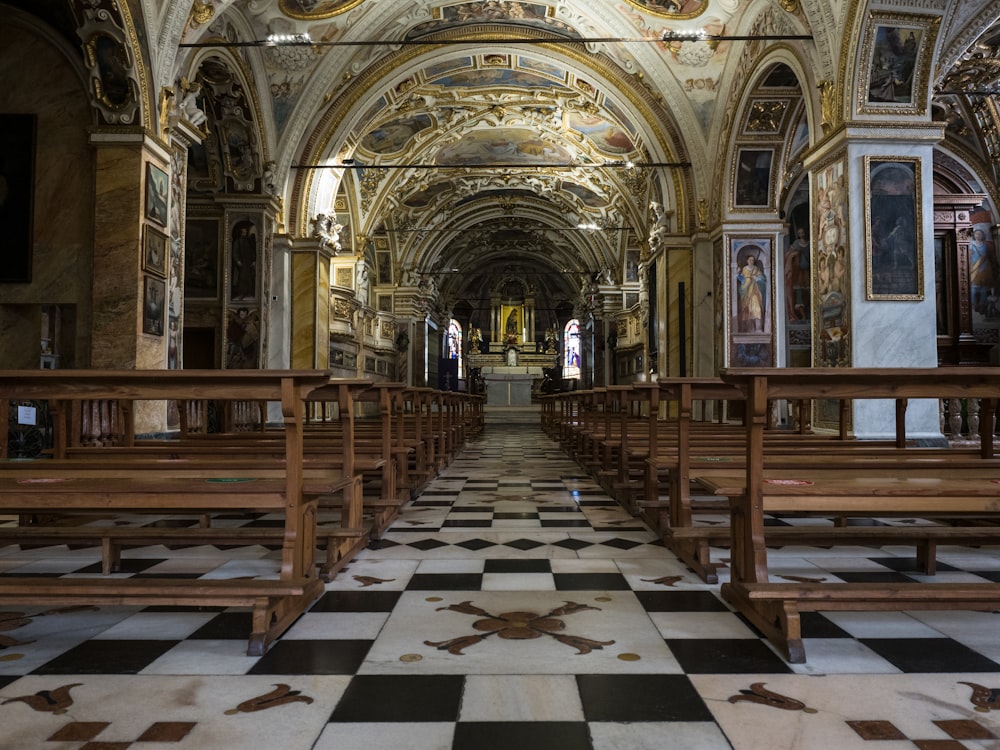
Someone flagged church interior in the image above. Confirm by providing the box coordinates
[2,1,1000,748]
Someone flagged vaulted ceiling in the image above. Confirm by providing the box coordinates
[13,0,1000,328]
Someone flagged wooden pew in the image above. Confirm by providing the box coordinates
[0,369,351,655]
[710,367,1000,663]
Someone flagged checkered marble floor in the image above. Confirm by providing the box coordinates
[1,424,999,749]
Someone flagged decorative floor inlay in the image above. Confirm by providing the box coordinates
[424,600,615,655]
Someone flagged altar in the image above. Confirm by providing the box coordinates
[483,371,535,406]
[473,347,550,405]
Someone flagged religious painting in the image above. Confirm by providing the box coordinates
[559,181,609,208]
[865,157,923,300]
[436,128,572,166]
[230,218,258,301]
[813,155,850,369]
[859,13,939,115]
[0,114,36,282]
[567,113,636,155]
[625,248,640,283]
[934,234,952,337]
[82,31,136,112]
[732,148,774,209]
[376,252,392,284]
[402,181,451,209]
[142,225,168,278]
[279,0,365,19]
[225,306,260,369]
[501,305,522,345]
[144,162,168,226]
[142,275,165,336]
[622,0,707,18]
[184,218,220,299]
[377,294,393,313]
[728,237,773,367]
[968,212,998,324]
[361,115,432,155]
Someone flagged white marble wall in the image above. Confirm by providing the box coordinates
[848,137,941,439]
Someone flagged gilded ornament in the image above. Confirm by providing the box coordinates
[818,81,837,134]
[748,101,786,132]
[189,0,214,26]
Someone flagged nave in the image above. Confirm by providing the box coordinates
[1,420,999,750]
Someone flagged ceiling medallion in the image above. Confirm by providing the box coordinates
[622,0,708,20]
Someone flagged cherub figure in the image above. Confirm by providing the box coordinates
[178,77,208,128]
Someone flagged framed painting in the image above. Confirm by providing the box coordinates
[142,225,168,277]
[729,238,773,335]
[933,233,952,337]
[733,148,774,209]
[184,218,220,299]
[864,156,923,300]
[859,13,939,116]
[728,237,774,367]
[142,275,165,336]
[145,162,169,226]
[0,114,36,282]
[376,251,392,284]
[624,248,640,282]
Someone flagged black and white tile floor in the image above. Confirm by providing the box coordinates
[1,424,999,749]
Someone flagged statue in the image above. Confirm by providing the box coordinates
[355,263,369,304]
[469,326,482,353]
[312,212,343,253]
[544,326,557,354]
[262,161,277,196]
[178,78,208,128]
[648,201,671,251]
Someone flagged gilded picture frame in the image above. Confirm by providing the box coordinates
[864,156,924,300]
[858,12,939,116]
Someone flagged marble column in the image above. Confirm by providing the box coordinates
[805,124,943,439]
[89,129,168,370]
[89,130,171,434]
[290,241,334,369]
[691,233,716,376]
[268,235,293,368]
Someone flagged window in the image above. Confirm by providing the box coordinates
[447,319,463,378]
[563,319,581,379]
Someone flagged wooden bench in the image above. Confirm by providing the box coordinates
[0,369,355,655]
[711,367,1000,663]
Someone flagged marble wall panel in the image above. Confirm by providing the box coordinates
[0,24,94,360]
